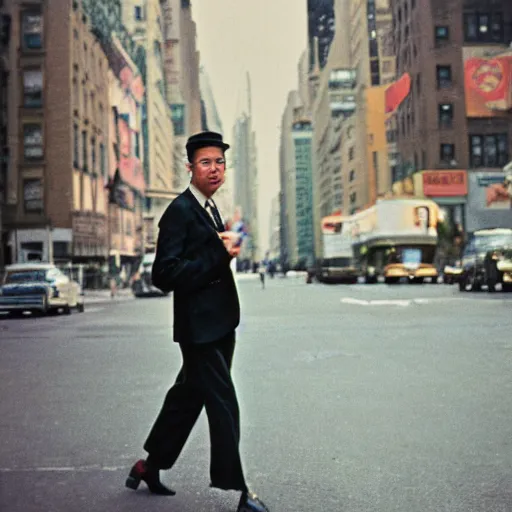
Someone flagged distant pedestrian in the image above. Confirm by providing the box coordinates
[125,131,269,512]
[258,262,266,289]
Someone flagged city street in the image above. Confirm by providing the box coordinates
[1,277,512,512]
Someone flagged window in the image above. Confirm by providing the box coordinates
[350,192,357,203]
[21,11,43,50]
[23,178,43,213]
[82,130,88,171]
[439,103,454,128]
[436,65,452,89]
[469,134,509,168]
[100,143,106,176]
[348,146,355,161]
[134,6,143,20]
[435,26,449,44]
[91,137,96,173]
[464,12,504,43]
[23,69,43,107]
[416,73,421,95]
[73,124,79,167]
[349,170,355,182]
[23,124,43,160]
[440,143,455,163]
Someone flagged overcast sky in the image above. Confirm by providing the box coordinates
[194,0,308,251]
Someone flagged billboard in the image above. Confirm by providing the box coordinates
[321,214,352,258]
[471,172,511,210]
[464,55,512,117]
[422,170,468,197]
[466,172,512,232]
[343,198,439,244]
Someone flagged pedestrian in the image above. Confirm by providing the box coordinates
[258,261,266,289]
[125,131,269,512]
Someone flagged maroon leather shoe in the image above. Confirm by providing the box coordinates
[125,459,176,496]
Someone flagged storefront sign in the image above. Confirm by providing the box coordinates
[422,170,467,196]
[72,212,107,256]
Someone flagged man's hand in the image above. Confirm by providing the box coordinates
[219,231,241,258]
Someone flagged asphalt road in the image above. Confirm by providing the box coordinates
[1,277,511,512]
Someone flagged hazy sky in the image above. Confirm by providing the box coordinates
[194,0,308,251]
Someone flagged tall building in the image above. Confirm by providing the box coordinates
[1,0,117,266]
[307,0,336,72]
[268,195,280,262]
[391,0,512,233]
[161,0,202,192]
[121,0,177,251]
[310,0,353,258]
[233,74,258,264]
[291,120,315,267]
[0,7,10,267]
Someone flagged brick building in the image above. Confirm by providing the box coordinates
[0,0,149,276]
[391,0,512,232]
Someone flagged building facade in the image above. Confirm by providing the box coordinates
[122,0,177,252]
[1,0,113,265]
[391,0,512,233]
[292,120,315,267]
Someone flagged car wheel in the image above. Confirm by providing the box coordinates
[77,302,85,313]
[63,304,72,315]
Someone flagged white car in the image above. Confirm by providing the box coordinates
[0,263,85,316]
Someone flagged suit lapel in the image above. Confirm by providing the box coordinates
[183,188,219,234]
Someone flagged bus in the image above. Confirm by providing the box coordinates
[344,198,440,284]
[317,213,359,284]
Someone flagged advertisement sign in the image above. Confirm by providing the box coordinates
[464,55,512,117]
[321,215,352,258]
[343,199,439,244]
[466,172,512,232]
[472,172,511,210]
[422,170,468,197]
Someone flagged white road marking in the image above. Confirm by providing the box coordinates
[83,307,104,314]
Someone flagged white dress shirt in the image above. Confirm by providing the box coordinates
[189,183,224,226]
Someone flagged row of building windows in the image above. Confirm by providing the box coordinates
[73,124,106,175]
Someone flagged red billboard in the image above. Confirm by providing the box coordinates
[464,56,512,117]
[422,170,468,197]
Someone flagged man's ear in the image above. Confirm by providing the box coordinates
[186,162,193,174]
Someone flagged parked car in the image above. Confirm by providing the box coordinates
[459,228,512,292]
[0,263,85,315]
[131,253,169,298]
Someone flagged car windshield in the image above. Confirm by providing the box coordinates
[474,234,512,250]
[4,270,48,284]
[323,257,352,267]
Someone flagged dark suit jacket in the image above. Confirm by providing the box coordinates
[151,188,240,345]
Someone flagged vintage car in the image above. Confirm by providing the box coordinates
[443,259,463,284]
[131,252,168,298]
[459,228,512,292]
[0,263,85,315]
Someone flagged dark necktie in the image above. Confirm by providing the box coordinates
[205,200,224,232]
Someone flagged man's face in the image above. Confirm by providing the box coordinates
[188,146,226,198]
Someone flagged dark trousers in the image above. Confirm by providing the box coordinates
[143,332,248,492]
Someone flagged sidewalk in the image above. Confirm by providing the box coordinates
[83,288,134,304]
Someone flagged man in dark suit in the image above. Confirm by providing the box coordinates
[125,132,269,512]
